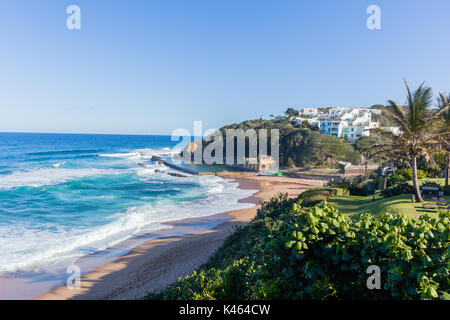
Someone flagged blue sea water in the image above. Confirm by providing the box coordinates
[0,133,255,275]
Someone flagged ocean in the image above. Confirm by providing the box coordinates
[0,132,255,278]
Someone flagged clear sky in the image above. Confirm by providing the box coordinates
[1,0,449,135]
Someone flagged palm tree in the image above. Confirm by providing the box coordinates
[437,94,450,186]
[370,81,449,203]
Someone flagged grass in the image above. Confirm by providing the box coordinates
[412,178,446,186]
[329,193,450,219]
[327,179,448,219]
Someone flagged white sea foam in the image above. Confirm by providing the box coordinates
[0,220,172,274]
[99,147,181,161]
[136,162,169,175]
[0,174,256,274]
[0,167,125,189]
[52,161,66,168]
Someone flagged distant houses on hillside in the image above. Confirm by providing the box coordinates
[291,107,397,142]
[298,108,318,116]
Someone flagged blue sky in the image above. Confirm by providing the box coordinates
[1,0,449,135]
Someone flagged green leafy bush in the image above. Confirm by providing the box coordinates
[327,179,350,193]
[333,187,349,196]
[386,168,427,187]
[296,187,346,207]
[400,168,428,180]
[386,173,408,187]
[381,183,414,198]
[330,173,377,195]
[349,179,376,196]
[420,180,442,189]
[147,195,450,300]
[444,186,450,196]
[386,169,428,187]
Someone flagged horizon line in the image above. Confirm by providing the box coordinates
[0,131,178,137]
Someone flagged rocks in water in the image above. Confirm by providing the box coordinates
[167,172,188,178]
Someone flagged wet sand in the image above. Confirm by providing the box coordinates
[35,175,325,300]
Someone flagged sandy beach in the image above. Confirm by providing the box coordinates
[36,175,325,300]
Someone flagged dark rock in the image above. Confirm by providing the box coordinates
[167,172,188,178]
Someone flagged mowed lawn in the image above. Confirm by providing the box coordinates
[329,193,450,219]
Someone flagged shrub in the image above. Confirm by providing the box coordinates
[444,185,450,196]
[148,198,450,300]
[397,168,427,180]
[386,169,427,187]
[330,173,377,195]
[333,187,349,196]
[349,179,376,196]
[297,187,348,206]
[380,182,414,198]
[298,187,337,207]
[386,173,408,187]
[327,178,350,193]
[420,180,441,189]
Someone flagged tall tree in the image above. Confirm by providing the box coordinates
[370,81,448,203]
[284,108,299,118]
[436,94,450,186]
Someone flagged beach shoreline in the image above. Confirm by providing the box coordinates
[34,175,325,300]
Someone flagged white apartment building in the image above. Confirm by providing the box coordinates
[294,107,383,142]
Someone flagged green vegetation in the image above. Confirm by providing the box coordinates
[391,168,427,182]
[355,135,389,160]
[204,118,361,168]
[370,104,404,127]
[437,94,450,187]
[329,193,449,219]
[386,168,427,187]
[279,127,360,166]
[329,172,379,196]
[378,178,446,198]
[444,185,450,196]
[148,193,450,300]
[380,183,414,198]
[369,81,449,203]
[297,187,348,207]
[284,108,299,117]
